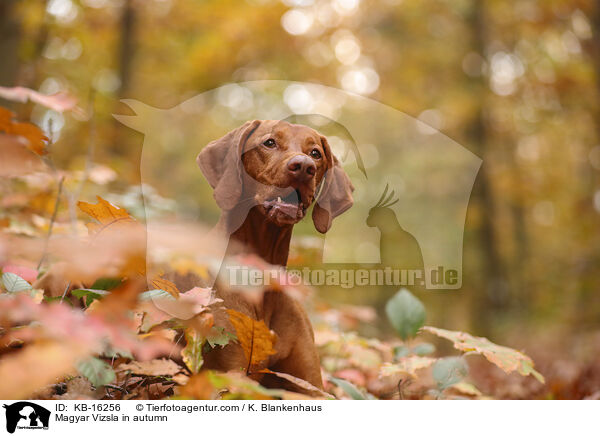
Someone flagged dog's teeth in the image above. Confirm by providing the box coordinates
[277,197,282,203]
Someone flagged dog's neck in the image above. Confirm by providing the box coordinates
[224,206,294,266]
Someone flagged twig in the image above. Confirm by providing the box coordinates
[60,280,71,303]
[37,175,65,270]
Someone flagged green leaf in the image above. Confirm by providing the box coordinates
[43,295,74,306]
[206,326,236,348]
[72,288,110,306]
[90,277,122,291]
[393,345,410,359]
[77,357,116,387]
[385,288,426,340]
[2,272,33,293]
[139,289,177,302]
[412,342,436,356]
[329,377,367,400]
[432,357,468,390]
[182,328,205,374]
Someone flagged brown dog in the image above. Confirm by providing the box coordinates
[197,119,354,392]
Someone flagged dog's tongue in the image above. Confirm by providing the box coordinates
[264,197,304,219]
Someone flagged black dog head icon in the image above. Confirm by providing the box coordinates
[3,402,50,434]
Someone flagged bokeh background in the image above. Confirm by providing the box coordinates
[2,0,600,389]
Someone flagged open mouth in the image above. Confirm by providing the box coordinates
[263,189,306,222]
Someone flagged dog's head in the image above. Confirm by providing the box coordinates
[197,119,354,233]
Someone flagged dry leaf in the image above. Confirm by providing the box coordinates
[0,108,48,155]
[77,196,137,236]
[380,356,437,378]
[423,326,545,383]
[178,372,217,400]
[259,369,332,398]
[150,276,180,299]
[226,309,276,372]
[117,358,183,377]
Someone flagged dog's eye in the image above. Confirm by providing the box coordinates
[263,138,276,148]
[310,149,322,159]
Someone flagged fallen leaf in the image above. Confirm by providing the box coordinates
[77,357,116,387]
[259,369,333,398]
[77,196,136,236]
[149,276,180,299]
[178,371,217,400]
[447,381,483,397]
[423,326,545,383]
[329,376,370,400]
[0,108,48,155]
[226,309,276,372]
[1,264,38,283]
[117,358,183,377]
[380,356,436,378]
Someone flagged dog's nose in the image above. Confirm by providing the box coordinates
[287,154,316,180]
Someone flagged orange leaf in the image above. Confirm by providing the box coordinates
[77,196,136,235]
[150,276,180,299]
[226,309,276,372]
[0,341,87,400]
[0,107,48,156]
[259,369,332,398]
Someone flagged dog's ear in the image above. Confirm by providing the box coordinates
[312,135,354,233]
[197,120,261,210]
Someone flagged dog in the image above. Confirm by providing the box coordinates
[197,119,354,393]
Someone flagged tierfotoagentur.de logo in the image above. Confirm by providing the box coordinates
[2,402,50,434]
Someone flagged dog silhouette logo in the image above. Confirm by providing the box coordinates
[3,402,50,433]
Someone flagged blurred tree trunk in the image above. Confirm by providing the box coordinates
[16,0,51,120]
[118,0,137,97]
[591,4,600,169]
[0,0,21,90]
[467,0,509,335]
[110,0,142,184]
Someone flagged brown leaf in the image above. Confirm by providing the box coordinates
[0,108,48,156]
[117,358,183,377]
[178,371,217,400]
[226,309,276,372]
[259,369,333,398]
